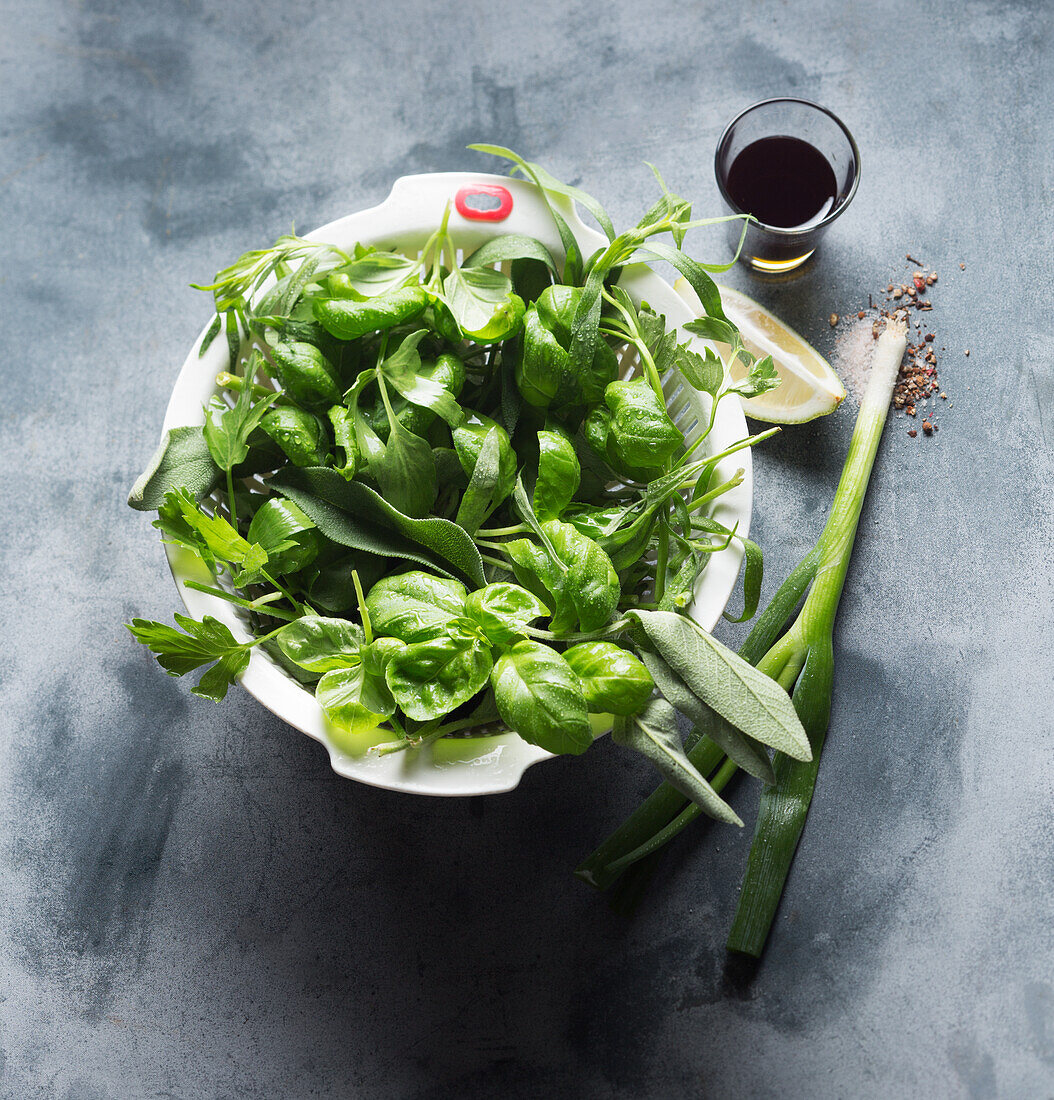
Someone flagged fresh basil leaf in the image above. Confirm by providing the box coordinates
[637,648,774,782]
[490,640,593,755]
[455,427,506,535]
[270,467,486,587]
[268,341,342,411]
[543,519,620,633]
[128,426,221,511]
[604,378,683,471]
[440,266,525,343]
[462,583,549,645]
[313,285,429,341]
[382,351,465,429]
[324,251,420,299]
[277,616,365,673]
[533,429,580,521]
[386,633,493,721]
[629,610,811,760]
[259,406,329,468]
[612,697,742,825]
[317,658,395,738]
[563,642,654,715]
[246,497,319,577]
[504,517,619,634]
[365,571,467,643]
[517,306,573,408]
[328,406,361,480]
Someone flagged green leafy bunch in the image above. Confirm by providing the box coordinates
[127,145,801,825]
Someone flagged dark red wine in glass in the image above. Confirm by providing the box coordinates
[715,99,860,273]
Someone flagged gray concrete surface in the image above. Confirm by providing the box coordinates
[2,1,1052,1096]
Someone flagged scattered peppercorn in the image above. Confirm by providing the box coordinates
[829,313,838,327]
[922,420,934,435]
[907,429,917,437]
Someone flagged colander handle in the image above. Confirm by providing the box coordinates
[454,182,514,222]
[343,172,591,251]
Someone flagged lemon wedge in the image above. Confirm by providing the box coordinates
[674,278,846,423]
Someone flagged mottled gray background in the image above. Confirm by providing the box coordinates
[2,1,1052,1097]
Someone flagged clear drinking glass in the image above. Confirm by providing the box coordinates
[715,98,861,274]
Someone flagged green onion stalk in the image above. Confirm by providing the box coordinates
[577,314,910,957]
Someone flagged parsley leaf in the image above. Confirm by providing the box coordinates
[126,613,251,701]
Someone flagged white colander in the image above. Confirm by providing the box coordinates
[160,172,752,796]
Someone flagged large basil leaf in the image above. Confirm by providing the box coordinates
[128,425,220,511]
[386,633,493,721]
[504,518,619,635]
[323,251,420,299]
[317,660,395,738]
[563,642,654,715]
[246,497,320,577]
[270,467,486,587]
[544,520,619,633]
[462,583,549,645]
[516,306,572,407]
[490,641,593,755]
[533,429,580,521]
[365,571,467,643]
[603,378,683,471]
[277,616,365,674]
[612,697,742,825]
[441,266,525,343]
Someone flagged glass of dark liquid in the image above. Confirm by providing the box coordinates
[715,98,860,273]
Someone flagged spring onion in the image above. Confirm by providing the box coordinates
[578,315,909,957]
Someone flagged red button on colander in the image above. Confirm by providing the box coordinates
[455,184,513,222]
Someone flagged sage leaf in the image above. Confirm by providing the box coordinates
[629,610,811,761]
[638,649,775,783]
[611,697,742,825]
[128,426,220,511]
